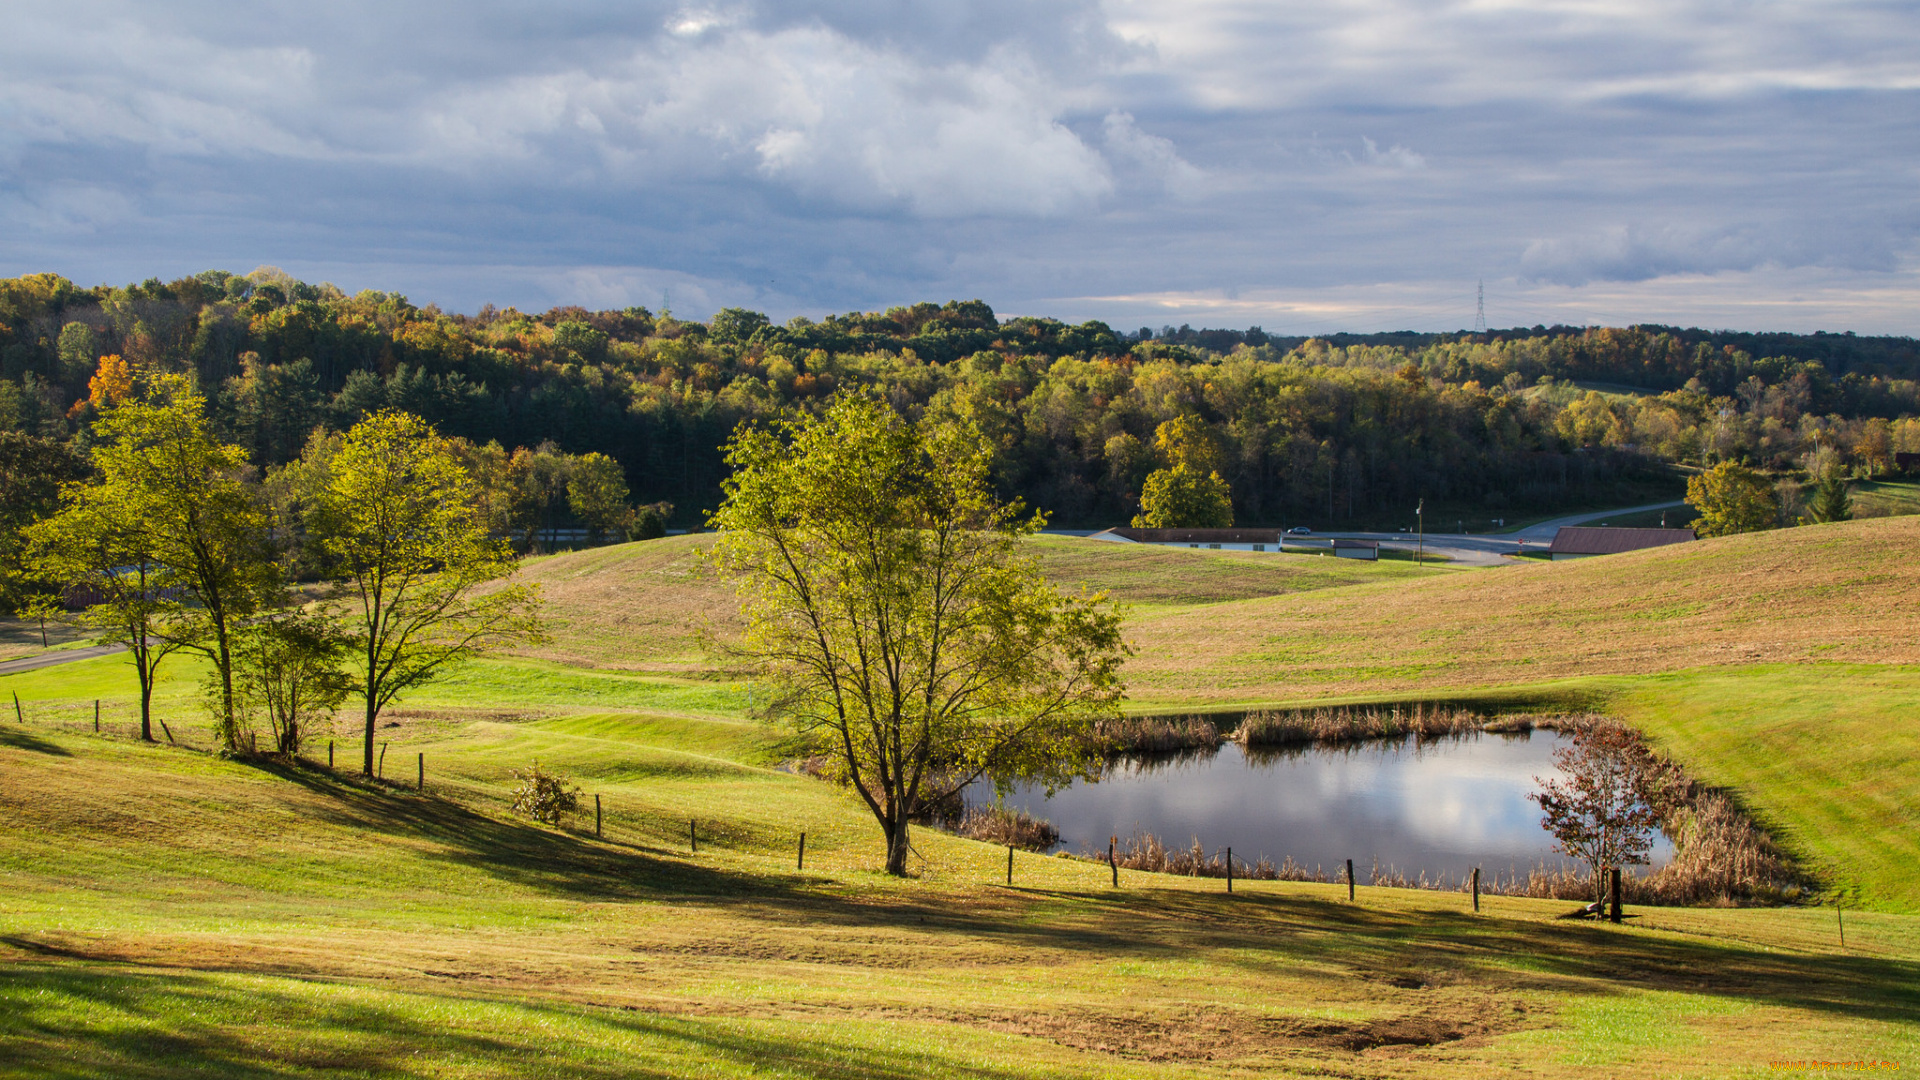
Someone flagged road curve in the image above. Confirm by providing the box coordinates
[0,644,126,677]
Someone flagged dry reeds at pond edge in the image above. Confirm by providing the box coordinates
[1091,715,1220,755]
[1230,704,1489,747]
[954,805,1060,852]
[1100,830,1287,880]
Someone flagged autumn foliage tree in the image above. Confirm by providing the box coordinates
[1531,722,1665,901]
[1132,414,1234,527]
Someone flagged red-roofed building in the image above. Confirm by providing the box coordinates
[1547,526,1695,560]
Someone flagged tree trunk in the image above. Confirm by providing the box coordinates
[884,818,912,876]
[362,639,379,775]
[136,648,155,743]
[362,696,377,776]
[214,627,239,751]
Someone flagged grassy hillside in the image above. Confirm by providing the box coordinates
[3,712,1916,1078]
[1852,478,1920,519]
[506,517,1920,695]
[6,514,1920,1074]
[1610,666,1920,912]
[1120,515,1920,707]
[504,533,1439,672]
[11,517,1920,914]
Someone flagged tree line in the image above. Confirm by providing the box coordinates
[5,268,1920,536]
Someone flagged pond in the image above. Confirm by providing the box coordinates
[973,730,1673,882]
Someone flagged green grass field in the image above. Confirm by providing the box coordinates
[1851,478,1920,520]
[3,702,1917,1078]
[5,520,1920,1075]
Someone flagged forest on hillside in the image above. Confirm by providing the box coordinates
[5,267,1920,533]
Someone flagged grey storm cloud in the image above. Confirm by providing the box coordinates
[1,0,1917,331]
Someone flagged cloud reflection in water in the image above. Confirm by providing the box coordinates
[976,731,1673,881]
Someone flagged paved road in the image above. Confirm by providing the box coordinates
[1294,500,1693,567]
[0,644,125,677]
[1509,501,1691,542]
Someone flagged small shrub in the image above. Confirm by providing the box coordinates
[627,502,672,541]
[509,764,582,825]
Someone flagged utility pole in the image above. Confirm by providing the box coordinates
[1416,498,1425,565]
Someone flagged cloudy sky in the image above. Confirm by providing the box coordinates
[3,1,1916,332]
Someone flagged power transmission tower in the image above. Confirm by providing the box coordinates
[1473,280,1487,334]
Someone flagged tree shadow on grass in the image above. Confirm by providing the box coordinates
[225,759,1920,1037]
[0,725,71,756]
[1121,889,1920,1030]
[252,758,779,902]
[0,962,1053,1080]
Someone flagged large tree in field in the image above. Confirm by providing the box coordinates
[1686,461,1777,537]
[303,411,544,777]
[1132,465,1234,528]
[709,396,1128,876]
[85,376,281,750]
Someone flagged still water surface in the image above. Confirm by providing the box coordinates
[977,731,1672,881]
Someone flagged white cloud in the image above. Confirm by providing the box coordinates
[1102,111,1205,196]
[0,0,1914,329]
[1359,137,1424,171]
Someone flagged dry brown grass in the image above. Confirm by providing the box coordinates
[501,532,1431,673]
[1091,714,1221,754]
[1120,516,1920,707]
[1232,704,1489,746]
[498,535,723,673]
[1102,830,1283,879]
[952,805,1060,851]
[509,518,1920,703]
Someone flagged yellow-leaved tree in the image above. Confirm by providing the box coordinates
[709,396,1129,875]
[1686,461,1777,537]
[300,411,545,776]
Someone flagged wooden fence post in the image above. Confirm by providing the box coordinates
[1472,867,1480,913]
[417,752,424,791]
[378,742,387,778]
[1837,903,1846,949]
[595,794,602,838]
[11,692,21,724]
[690,819,697,853]
[797,832,805,870]
[1609,867,1623,924]
[1226,847,1233,893]
[159,719,174,743]
[1347,859,1356,902]
[1007,844,1014,886]
[94,700,100,733]
[328,741,334,769]
[1109,836,1118,887]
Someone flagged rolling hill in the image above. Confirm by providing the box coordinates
[509,517,1920,704]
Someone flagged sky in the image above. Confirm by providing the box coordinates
[2,0,1917,334]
